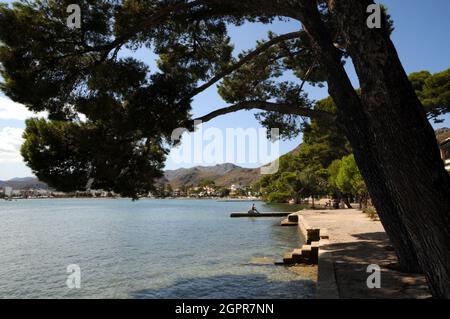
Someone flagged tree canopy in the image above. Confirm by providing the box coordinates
[329,154,367,198]
[258,96,350,203]
[0,1,446,198]
[409,68,450,122]
[2,0,450,297]
[0,0,333,197]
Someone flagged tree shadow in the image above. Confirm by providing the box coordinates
[130,273,316,299]
[319,233,430,299]
[352,231,388,242]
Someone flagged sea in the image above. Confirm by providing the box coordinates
[0,198,315,298]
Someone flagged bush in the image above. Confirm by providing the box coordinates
[267,192,292,203]
[362,207,379,221]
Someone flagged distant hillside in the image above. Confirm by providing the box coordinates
[1,165,259,191]
[163,144,302,189]
[7,130,446,192]
[2,146,302,191]
[164,163,260,189]
[0,177,49,190]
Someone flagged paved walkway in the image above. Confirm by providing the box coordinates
[300,209,431,299]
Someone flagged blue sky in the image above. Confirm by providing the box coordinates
[0,0,449,179]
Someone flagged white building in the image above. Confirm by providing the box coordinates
[230,184,242,192]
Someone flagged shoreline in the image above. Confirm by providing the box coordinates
[2,196,264,201]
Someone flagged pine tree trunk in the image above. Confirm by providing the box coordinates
[296,0,423,275]
[325,0,450,297]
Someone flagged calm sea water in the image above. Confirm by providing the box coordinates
[0,199,314,299]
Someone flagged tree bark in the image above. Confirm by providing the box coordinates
[295,0,422,275]
[325,0,450,297]
[343,196,352,209]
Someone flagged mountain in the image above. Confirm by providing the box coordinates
[0,177,49,190]
[2,145,303,191]
[164,163,260,189]
[163,144,302,189]
[3,130,446,191]
[1,164,260,191]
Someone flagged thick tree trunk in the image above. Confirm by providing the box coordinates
[325,0,450,297]
[295,0,422,274]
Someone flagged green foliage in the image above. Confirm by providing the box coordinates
[328,153,367,200]
[296,97,351,171]
[267,191,291,203]
[260,97,349,202]
[362,207,379,221]
[334,154,367,196]
[409,68,450,122]
[0,1,447,198]
[0,1,196,197]
[21,118,165,198]
[327,158,341,192]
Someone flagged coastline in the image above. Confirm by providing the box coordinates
[3,195,264,201]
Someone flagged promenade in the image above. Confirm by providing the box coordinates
[299,209,431,299]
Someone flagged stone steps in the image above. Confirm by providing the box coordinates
[237,210,328,266]
[283,252,294,264]
[320,228,329,239]
[280,213,326,265]
[280,213,301,226]
[284,242,320,265]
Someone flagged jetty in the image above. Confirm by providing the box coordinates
[230,212,290,218]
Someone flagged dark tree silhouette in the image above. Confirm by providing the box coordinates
[1,0,449,297]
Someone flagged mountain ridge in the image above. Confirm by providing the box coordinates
[0,163,262,190]
[163,163,260,189]
[2,130,446,191]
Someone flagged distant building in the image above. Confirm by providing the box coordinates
[439,137,450,171]
[230,184,242,192]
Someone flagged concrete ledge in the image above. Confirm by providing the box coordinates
[281,218,298,226]
[297,213,339,298]
[298,215,309,241]
[288,214,299,223]
[230,212,290,218]
[316,239,339,299]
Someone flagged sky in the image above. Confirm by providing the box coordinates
[0,0,449,180]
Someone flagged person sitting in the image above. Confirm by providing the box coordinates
[248,203,260,214]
